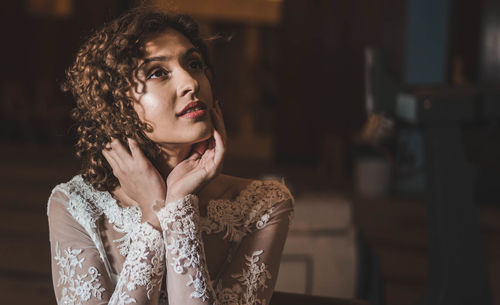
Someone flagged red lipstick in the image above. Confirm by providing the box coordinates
[176,100,207,117]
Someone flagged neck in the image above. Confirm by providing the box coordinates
[155,142,193,179]
[111,143,193,208]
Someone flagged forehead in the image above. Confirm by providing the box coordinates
[143,28,195,58]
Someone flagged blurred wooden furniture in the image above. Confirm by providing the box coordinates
[276,192,357,298]
[395,87,495,305]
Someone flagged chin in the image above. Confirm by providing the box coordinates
[151,121,214,144]
[195,120,214,139]
[194,128,213,143]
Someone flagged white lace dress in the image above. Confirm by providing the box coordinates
[47,175,294,305]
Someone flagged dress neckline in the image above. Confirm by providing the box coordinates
[60,175,289,262]
[88,176,263,220]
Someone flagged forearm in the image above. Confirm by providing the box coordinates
[155,194,215,305]
[110,222,165,305]
[214,198,294,305]
[49,190,165,305]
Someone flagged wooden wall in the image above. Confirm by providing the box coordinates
[276,0,407,164]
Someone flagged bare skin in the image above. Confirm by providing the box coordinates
[101,29,241,230]
[102,101,227,230]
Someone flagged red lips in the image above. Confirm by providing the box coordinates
[176,100,207,116]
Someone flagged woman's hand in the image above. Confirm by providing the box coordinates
[102,137,166,229]
[165,100,226,202]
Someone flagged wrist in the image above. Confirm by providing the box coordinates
[141,209,161,231]
[165,193,187,204]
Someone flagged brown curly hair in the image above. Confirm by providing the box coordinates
[63,7,214,192]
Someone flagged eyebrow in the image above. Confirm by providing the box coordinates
[138,48,201,70]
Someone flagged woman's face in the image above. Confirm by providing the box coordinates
[132,28,214,145]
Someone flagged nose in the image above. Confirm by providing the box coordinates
[176,68,199,98]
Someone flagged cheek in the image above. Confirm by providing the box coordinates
[132,100,166,130]
[132,102,146,120]
[136,93,172,121]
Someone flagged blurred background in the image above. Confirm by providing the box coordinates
[1,0,500,304]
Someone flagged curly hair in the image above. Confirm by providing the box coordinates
[62,7,214,192]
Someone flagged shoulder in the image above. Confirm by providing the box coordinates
[47,176,104,252]
[47,175,80,214]
[221,174,295,219]
[215,174,293,203]
[49,174,87,200]
[202,175,294,238]
[47,175,102,225]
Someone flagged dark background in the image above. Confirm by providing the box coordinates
[1,0,500,304]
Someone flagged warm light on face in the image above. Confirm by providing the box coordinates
[132,28,214,146]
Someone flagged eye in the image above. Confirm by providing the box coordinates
[147,68,169,80]
[188,59,204,70]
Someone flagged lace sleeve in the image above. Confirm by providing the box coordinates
[155,194,215,305]
[48,189,165,305]
[155,189,294,305]
[214,197,294,305]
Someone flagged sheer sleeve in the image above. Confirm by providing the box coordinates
[154,187,294,305]
[214,197,293,305]
[48,189,165,305]
[154,194,214,304]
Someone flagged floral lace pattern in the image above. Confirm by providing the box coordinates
[215,250,272,305]
[50,175,293,304]
[51,175,166,305]
[109,222,165,305]
[53,242,105,305]
[53,175,143,257]
[52,176,293,253]
[156,194,214,302]
[200,180,293,242]
[49,178,108,270]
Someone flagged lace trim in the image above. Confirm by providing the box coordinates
[215,250,272,305]
[109,222,165,305]
[156,194,214,302]
[53,242,105,305]
[100,203,142,257]
[201,180,293,242]
[50,179,113,281]
[54,176,292,247]
[58,175,143,257]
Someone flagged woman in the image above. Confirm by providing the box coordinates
[47,7,294,305]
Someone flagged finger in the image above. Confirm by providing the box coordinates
[127,137,146,160]
[211,107,227,142]
[110,137,132,163]
[213,102,227,136]
[199,138,215,164]
[194,139,209,155]
[204,136,215,151]
[188,150,201,161]
[189,139,209,161]
[105,146,123,169]
[102,149,121,174]
[202,134,223,178]
[212,128,225,167]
